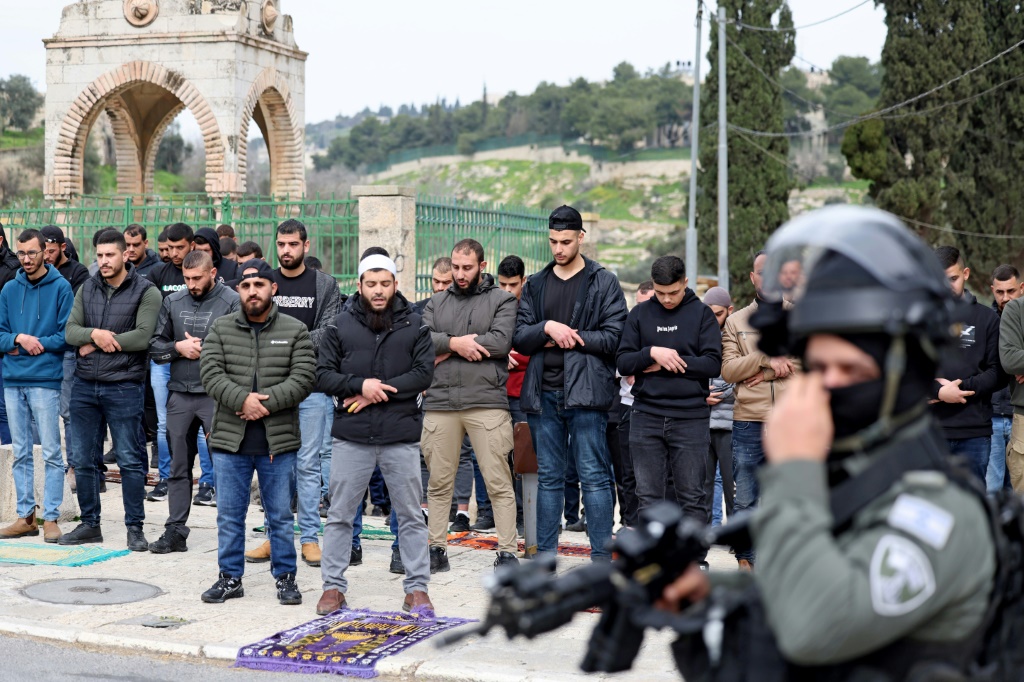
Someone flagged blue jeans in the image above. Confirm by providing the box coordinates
[948,436,991,483]
[6,386,63,521]
[296,392,333,546]
[149,361,171,479]
[732,420,765,562]
[527,391,614,558]
[987,416,1012,493]
[712,466,723,526]
[197,427,213,487]
[0,363,11,445]
[319,403,333,499]
[70,379,147,528]
[214,450,296,579]
[60,351,76,467]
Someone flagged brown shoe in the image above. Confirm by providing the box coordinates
[67,468,76,493]
[43,521,61,544]
[244,540,271,563]
[0,511,39,539]
[301,542,321,567]
[316,589,346,615]
[402,590,434,613]
[737,559,754,572]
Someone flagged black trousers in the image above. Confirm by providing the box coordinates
[165,391,215,535]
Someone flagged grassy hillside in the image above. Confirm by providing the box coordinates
[381,160,687,224]
[0,127,44,150]
[94,165,200,195]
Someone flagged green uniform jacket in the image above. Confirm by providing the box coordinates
[743,419,994,666]
[199,303,315,455]
[999,295,1024,412]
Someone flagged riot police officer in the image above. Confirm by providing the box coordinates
[660,206,996,680]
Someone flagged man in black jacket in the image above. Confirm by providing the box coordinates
[194,227,239,283]
[61,230,162,549]
[146,222,196,502]
[41,225,91,492]
[931,246,1002,481]
[0,224,22,445]
[513,206,627,559]
[315,254,434,616]
[616,256,721,559]
[148,251,240,553]
[124,225,160,278]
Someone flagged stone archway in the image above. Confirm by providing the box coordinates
[48,60,226,198]
[238,68,306,198]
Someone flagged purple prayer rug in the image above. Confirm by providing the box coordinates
[234,607,476,677]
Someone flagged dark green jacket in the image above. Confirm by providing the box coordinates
[199,303,315,454]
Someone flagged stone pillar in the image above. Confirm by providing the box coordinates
[352,186,417,297]
[581,212,600,260]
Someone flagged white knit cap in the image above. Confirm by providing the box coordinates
[358,254,397,276]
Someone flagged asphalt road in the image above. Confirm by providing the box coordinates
[0,633,322,681]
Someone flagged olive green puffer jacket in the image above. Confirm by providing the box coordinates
[199,303,315,454]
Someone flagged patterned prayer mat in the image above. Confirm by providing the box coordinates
[103,471,171,486]
[235,607,475,678]
[0,540,130,567]
[447,531,592,558]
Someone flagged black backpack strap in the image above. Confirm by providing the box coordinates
[828,427,948,535]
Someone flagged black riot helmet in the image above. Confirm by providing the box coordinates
[752,205,960,452]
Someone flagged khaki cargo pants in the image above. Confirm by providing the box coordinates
[422,408,517,552]
[1009,414,1024,493]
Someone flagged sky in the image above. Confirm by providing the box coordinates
[1,0,887,141]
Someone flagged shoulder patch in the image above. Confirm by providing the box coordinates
[870,534,936,617]
[887,494,954,550]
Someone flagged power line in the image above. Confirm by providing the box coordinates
[705,0,872,33]
[734,129,1024,241]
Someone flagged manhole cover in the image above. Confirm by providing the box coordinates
[21,579,162,605]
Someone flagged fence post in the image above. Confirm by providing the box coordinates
[580,212,600,259]
[351,186,417,296]
[125,196,133,229]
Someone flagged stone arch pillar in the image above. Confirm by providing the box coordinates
[48,61,227,200]
[103,97,144,196]
[238,68,306,198]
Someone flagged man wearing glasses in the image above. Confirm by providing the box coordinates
[0,230,74,542]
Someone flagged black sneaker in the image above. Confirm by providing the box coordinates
[565,512,586,533]
[149,443,158,470]
[429,545,450,573]
[449,514,470,533]
[149,527,187,554]
[201,573,243,603]
[276,573,302,605]
[126,525,148,552]
[318,495,330,519]
[494,551,520,571]
[449,503,458,523]
[470,513,495,531]
[57,523,102,546]
[147,480,168,502]
[516,522,525,537]
[99,478,107,493]
[389,547,404,574]
[192,484,215,506]
[103,449,117,465]
[350,545,363,567]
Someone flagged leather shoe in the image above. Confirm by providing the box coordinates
[737,559,754,572]
[402,590,433,613]
[301,542,321,567]
[245,540,271,563]
[316,589,346,615]
[0,511,39,538]
[43,521,61,544]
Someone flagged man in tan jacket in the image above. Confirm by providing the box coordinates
[721,250,798,569]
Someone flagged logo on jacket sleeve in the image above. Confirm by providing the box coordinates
[869,534,936,616]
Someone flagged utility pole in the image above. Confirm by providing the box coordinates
[717,5,729,291]
[684,3,702,286]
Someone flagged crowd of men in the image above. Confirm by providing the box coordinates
[0,203,1020,614]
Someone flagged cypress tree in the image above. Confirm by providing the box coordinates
[842,0,987,231]
[696,0,794,300]
[944,2,1024,278]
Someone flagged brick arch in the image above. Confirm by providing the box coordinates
[49,61,226,198]
[104,97,144,195]
[142,101,186,195]
[238,67,305,198]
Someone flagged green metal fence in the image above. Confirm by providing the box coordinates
[415,196,550,295]
[0,194,359,282]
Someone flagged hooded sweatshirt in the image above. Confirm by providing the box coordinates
[616,288,722,419]
[931,290,1002,439]
[195,227,238,282]
[0,265,74,390]
[131,248,160,278]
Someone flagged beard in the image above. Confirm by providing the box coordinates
[453,271,482,296]
[245,296,272,318]
[360,293,395,332]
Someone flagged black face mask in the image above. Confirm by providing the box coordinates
[829,379,886,443]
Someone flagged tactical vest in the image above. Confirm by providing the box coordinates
[672,424,1017,682]
[74,264,154,383]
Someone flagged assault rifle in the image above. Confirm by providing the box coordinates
[437,502,742,673]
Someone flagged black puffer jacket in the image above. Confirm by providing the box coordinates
[0,240,20,291]
[316,292,434,444]
[514,256,627,413]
